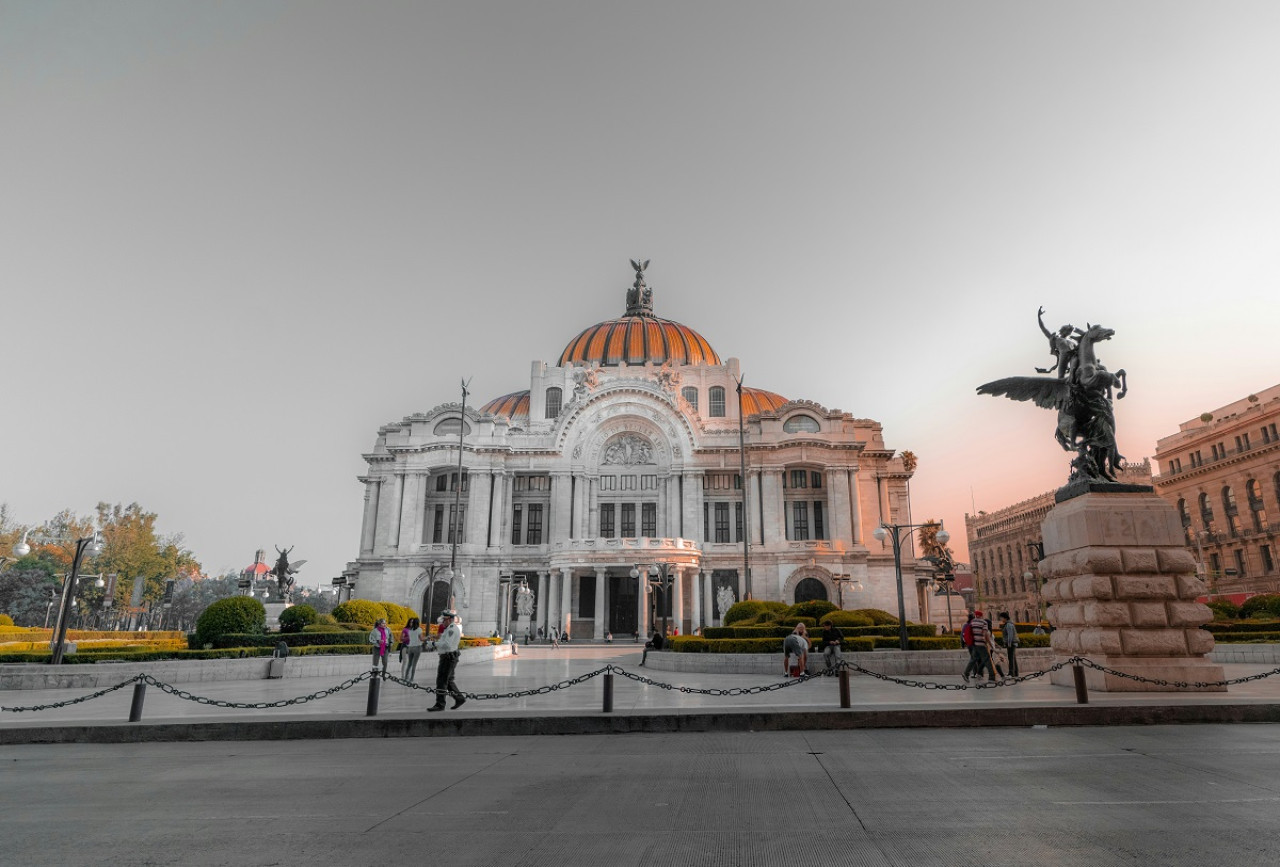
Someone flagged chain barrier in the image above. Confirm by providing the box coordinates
[4,654,1278,716]
[1,673,144,713]
[136,670,375,709]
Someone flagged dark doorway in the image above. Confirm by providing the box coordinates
[422,581,451,627]
[608,573,638,636]
[794,577,828,603]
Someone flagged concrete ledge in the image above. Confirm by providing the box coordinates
[5,702,1280,745]
[0,644,513,691]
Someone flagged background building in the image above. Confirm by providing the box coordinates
[966,460,1153,622]
[345,264,933,637]
[1152,384,1280,596]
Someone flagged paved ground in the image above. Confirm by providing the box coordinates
[5,724,1280,866]
[3,645,1278,732]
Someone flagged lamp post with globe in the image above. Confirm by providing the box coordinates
[14,529,105,664]
[872,522,950,651]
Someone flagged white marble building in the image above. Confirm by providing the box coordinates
[345,263,927,637]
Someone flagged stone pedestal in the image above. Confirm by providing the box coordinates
[1041,490,1225,692]
[514,614,532,641]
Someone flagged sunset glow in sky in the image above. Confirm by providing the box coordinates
[3,2,1278,582]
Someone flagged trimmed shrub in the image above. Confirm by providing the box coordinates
[0,614,13,627]
[302,623,346,633]
[381,602,417,627]
[1240,594,1280,619]
[1207,600,1240,621]
[194,597,266,648]
[332,599,388,629]
[278,605,317,633]
[785,600,837,621]
[669,636,708,653]
[723,600,787,626]
[851,608,899,625]
[819,611,874,628]
[1203,620,1280,634]
[315,613,338,627]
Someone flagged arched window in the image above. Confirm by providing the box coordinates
[681,386,698,410]
[1177,498,1191,527]
[1223,486,1242,536]
[545,387,562,419]
[709,386,726,418]
[1247,480,1268,532]
[1199,492,1215,531]
[783,415,820,433]
[794,576,828,603]
[997,549,1004,571]
[433,417,472,436]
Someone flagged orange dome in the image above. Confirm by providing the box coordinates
[479,390,529,418]
[740,387,788,415]
[559,316,721,367]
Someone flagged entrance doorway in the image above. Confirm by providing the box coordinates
[608,573,638,636]
[422,581,451,627]
[794,577,828,603]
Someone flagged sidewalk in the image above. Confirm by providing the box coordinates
[3,644,1278,743]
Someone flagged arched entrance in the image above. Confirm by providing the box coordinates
[421,582,451,626]
[794,577,828,603]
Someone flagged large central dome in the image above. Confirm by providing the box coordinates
[557,261,721,367]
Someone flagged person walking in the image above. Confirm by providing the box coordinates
[820,621,844,671]
[550,628,561,649]
[999,612,1020,678]
[427,610,466,712]
[960,612,977,682]
[783,623,809,677]
[400,617,425,682]
[368,618,392,674]
[968,610,997,683]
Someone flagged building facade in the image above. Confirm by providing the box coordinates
[1152,384,1280,595]
[345,264,930,637]
[966,459,1152,622]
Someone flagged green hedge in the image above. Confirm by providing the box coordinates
[1204,620,1280,634]
[194,597,266,648]
[209,632,373,649]
[722,600,788,626]
[1209,631,1280,643]
[669,636,878,654]
[703,624,936,640]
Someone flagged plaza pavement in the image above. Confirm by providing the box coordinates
[3,644,1279,744]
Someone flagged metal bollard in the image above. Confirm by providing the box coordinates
[602,673,614,713]
[838,669,851,709]
[128,682,147,722]
[1072,662,1089,704]
[366,673,381,717]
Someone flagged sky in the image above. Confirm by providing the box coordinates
[3,1,1279,587]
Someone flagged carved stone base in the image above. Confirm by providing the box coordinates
[1041,491,1226,692]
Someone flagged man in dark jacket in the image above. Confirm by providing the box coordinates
[641,630,664,666]
[820,622,844,670]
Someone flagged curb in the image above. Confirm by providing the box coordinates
[5,702,1280,745]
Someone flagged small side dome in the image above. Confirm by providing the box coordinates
[480,390,529,419]
[740,387,788,415]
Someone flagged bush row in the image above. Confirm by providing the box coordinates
[1203,620,1280,633]
[702,624,937,640]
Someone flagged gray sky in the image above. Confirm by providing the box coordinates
[3,1,1278,584]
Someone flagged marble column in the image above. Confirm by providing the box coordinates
[374,474,403,554]
[637,573,650,637]
[537,570,550,638]
[761,469,783,546]
[466,469,488,547]
[682,471,704,543]
[572,475,588,538]
[827,468,852,547]
[747,470,764,547]
[587,477,600,537]
[550,473,572,543]
[560,568,573,637]
[547,568,560,636]
[489,472,508,548]
[672,566,684,635]
[397,472,421,554]
[702,570,713,627]
[360,480,380,555]
[690,568,701,633]
[849,469,863,545]
[594,567,607,639]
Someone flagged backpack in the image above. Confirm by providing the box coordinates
[961,621,973,646]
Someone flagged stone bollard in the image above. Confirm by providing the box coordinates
[838,669,851,708]
[128,681,147,722]
[366,672,381,717]
[602,673,614,713]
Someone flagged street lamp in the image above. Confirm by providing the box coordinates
[831,573,864,610]
[39,531,105,665]
[631,562,676,636]
[872,522,949,651]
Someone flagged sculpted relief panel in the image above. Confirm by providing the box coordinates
[602,433,655,465]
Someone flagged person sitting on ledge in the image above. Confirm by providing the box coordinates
[641,630,664,666]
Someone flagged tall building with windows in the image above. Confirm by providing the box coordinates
[966,460,1153,623]
[346,264,927,637]
[1152,384,1280,595]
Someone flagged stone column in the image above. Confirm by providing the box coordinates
[360,480,380,555]
[637,573,650,637]
[374,474,403,555]
[690,568,701,633]
[466,470,488,547]
[397,472,421,554]
[550,473,572,543]
[761,469,784,546]
[671,566,684,634]
[572,475,588,539]
[827,468,852,547]
[588,477,600,537]
[560,568,573,637]
[848,469,863,545]
[1041,490,1224,692]
[489,472,508,548]
[500,472,515,547]
[594,566,607,639]
[537,570,550,637]
[682,471,704,543]
[746,470,764,546]
[702,570,713,626]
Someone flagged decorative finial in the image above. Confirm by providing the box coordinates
[625,259,654,317]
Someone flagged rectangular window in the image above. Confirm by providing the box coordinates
[450,472,469,492]
[432,506,444,544]
[447,505,465,543]
[714,502,730,542]
[526,504,543,545]
[1265,427,1273,444]
[1235,549,1247,577]
[1243,432,1251,449]
[511,507,522,545]
[642,502,657,537]
[811,471,822,489]
[600,503,615,538]
[814,501,825,540]
[792,502,810,541]
[1210,552,1221,575]
[601,475,616,491]
[622,475,636,491]
[578,577,595,617]
[709,387,726,417]
[735,502,743,543]
[642,475,658,490]
[436,475,448,492]
[789,469,808,489]
[620,503,636,537]
[703,501,710,542]
[1262,545,1275,573]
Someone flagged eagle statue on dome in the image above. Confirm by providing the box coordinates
[627,259,653,315]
